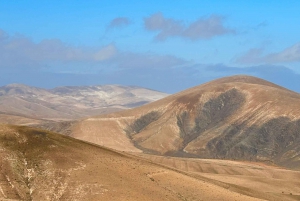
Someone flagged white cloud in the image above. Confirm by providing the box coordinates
[183,15,235,40]
[236,43,300,64]
[264,43,300,63]
[0,28,187,74]
[144,12,184,41]
[0,29,117,68]
[144,13,234,41]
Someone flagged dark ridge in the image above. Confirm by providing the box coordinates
[206,117,300,169]
[125,111,160,135]
[177,88,245,148]
[33,121,77,136]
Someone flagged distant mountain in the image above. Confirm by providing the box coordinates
[50,75,300,169]
[0,83,168,123]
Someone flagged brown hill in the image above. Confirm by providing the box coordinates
[0,124,263,201]
[49,75,300,169]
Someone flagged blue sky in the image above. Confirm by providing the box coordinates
[0,1,299,93]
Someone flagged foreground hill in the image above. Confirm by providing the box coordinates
[0,125,262,201]
[49,75,300,169]
[0,84,168,122]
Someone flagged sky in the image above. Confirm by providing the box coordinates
[0,1,299,93]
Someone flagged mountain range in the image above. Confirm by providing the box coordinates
[1,75,300,200]
[0,84,168,124]
[45,75,300,169]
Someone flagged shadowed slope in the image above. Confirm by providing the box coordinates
[0,125,262,201]
[50,75,300,169]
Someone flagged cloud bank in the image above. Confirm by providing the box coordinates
[144,13,235,41]
[236,43,300,64]
[0,29,117,69]
[0,29,185,73]
[0,29,299,94]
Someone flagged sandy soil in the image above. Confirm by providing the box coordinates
[135,153,300,201]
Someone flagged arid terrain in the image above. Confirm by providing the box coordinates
[46,75,300,170]
[136,153,300,200]
[1,75,300,200]
[0,125,267,201]
[0,84,168,123]
[2,1,299,200]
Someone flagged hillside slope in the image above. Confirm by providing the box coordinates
[54,75,300,169]
[0,125,262,201]
[136,153,300,201]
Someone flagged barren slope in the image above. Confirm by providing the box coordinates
[137,154,300,201]
[55,75,300,169]
[0,125,261,201]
